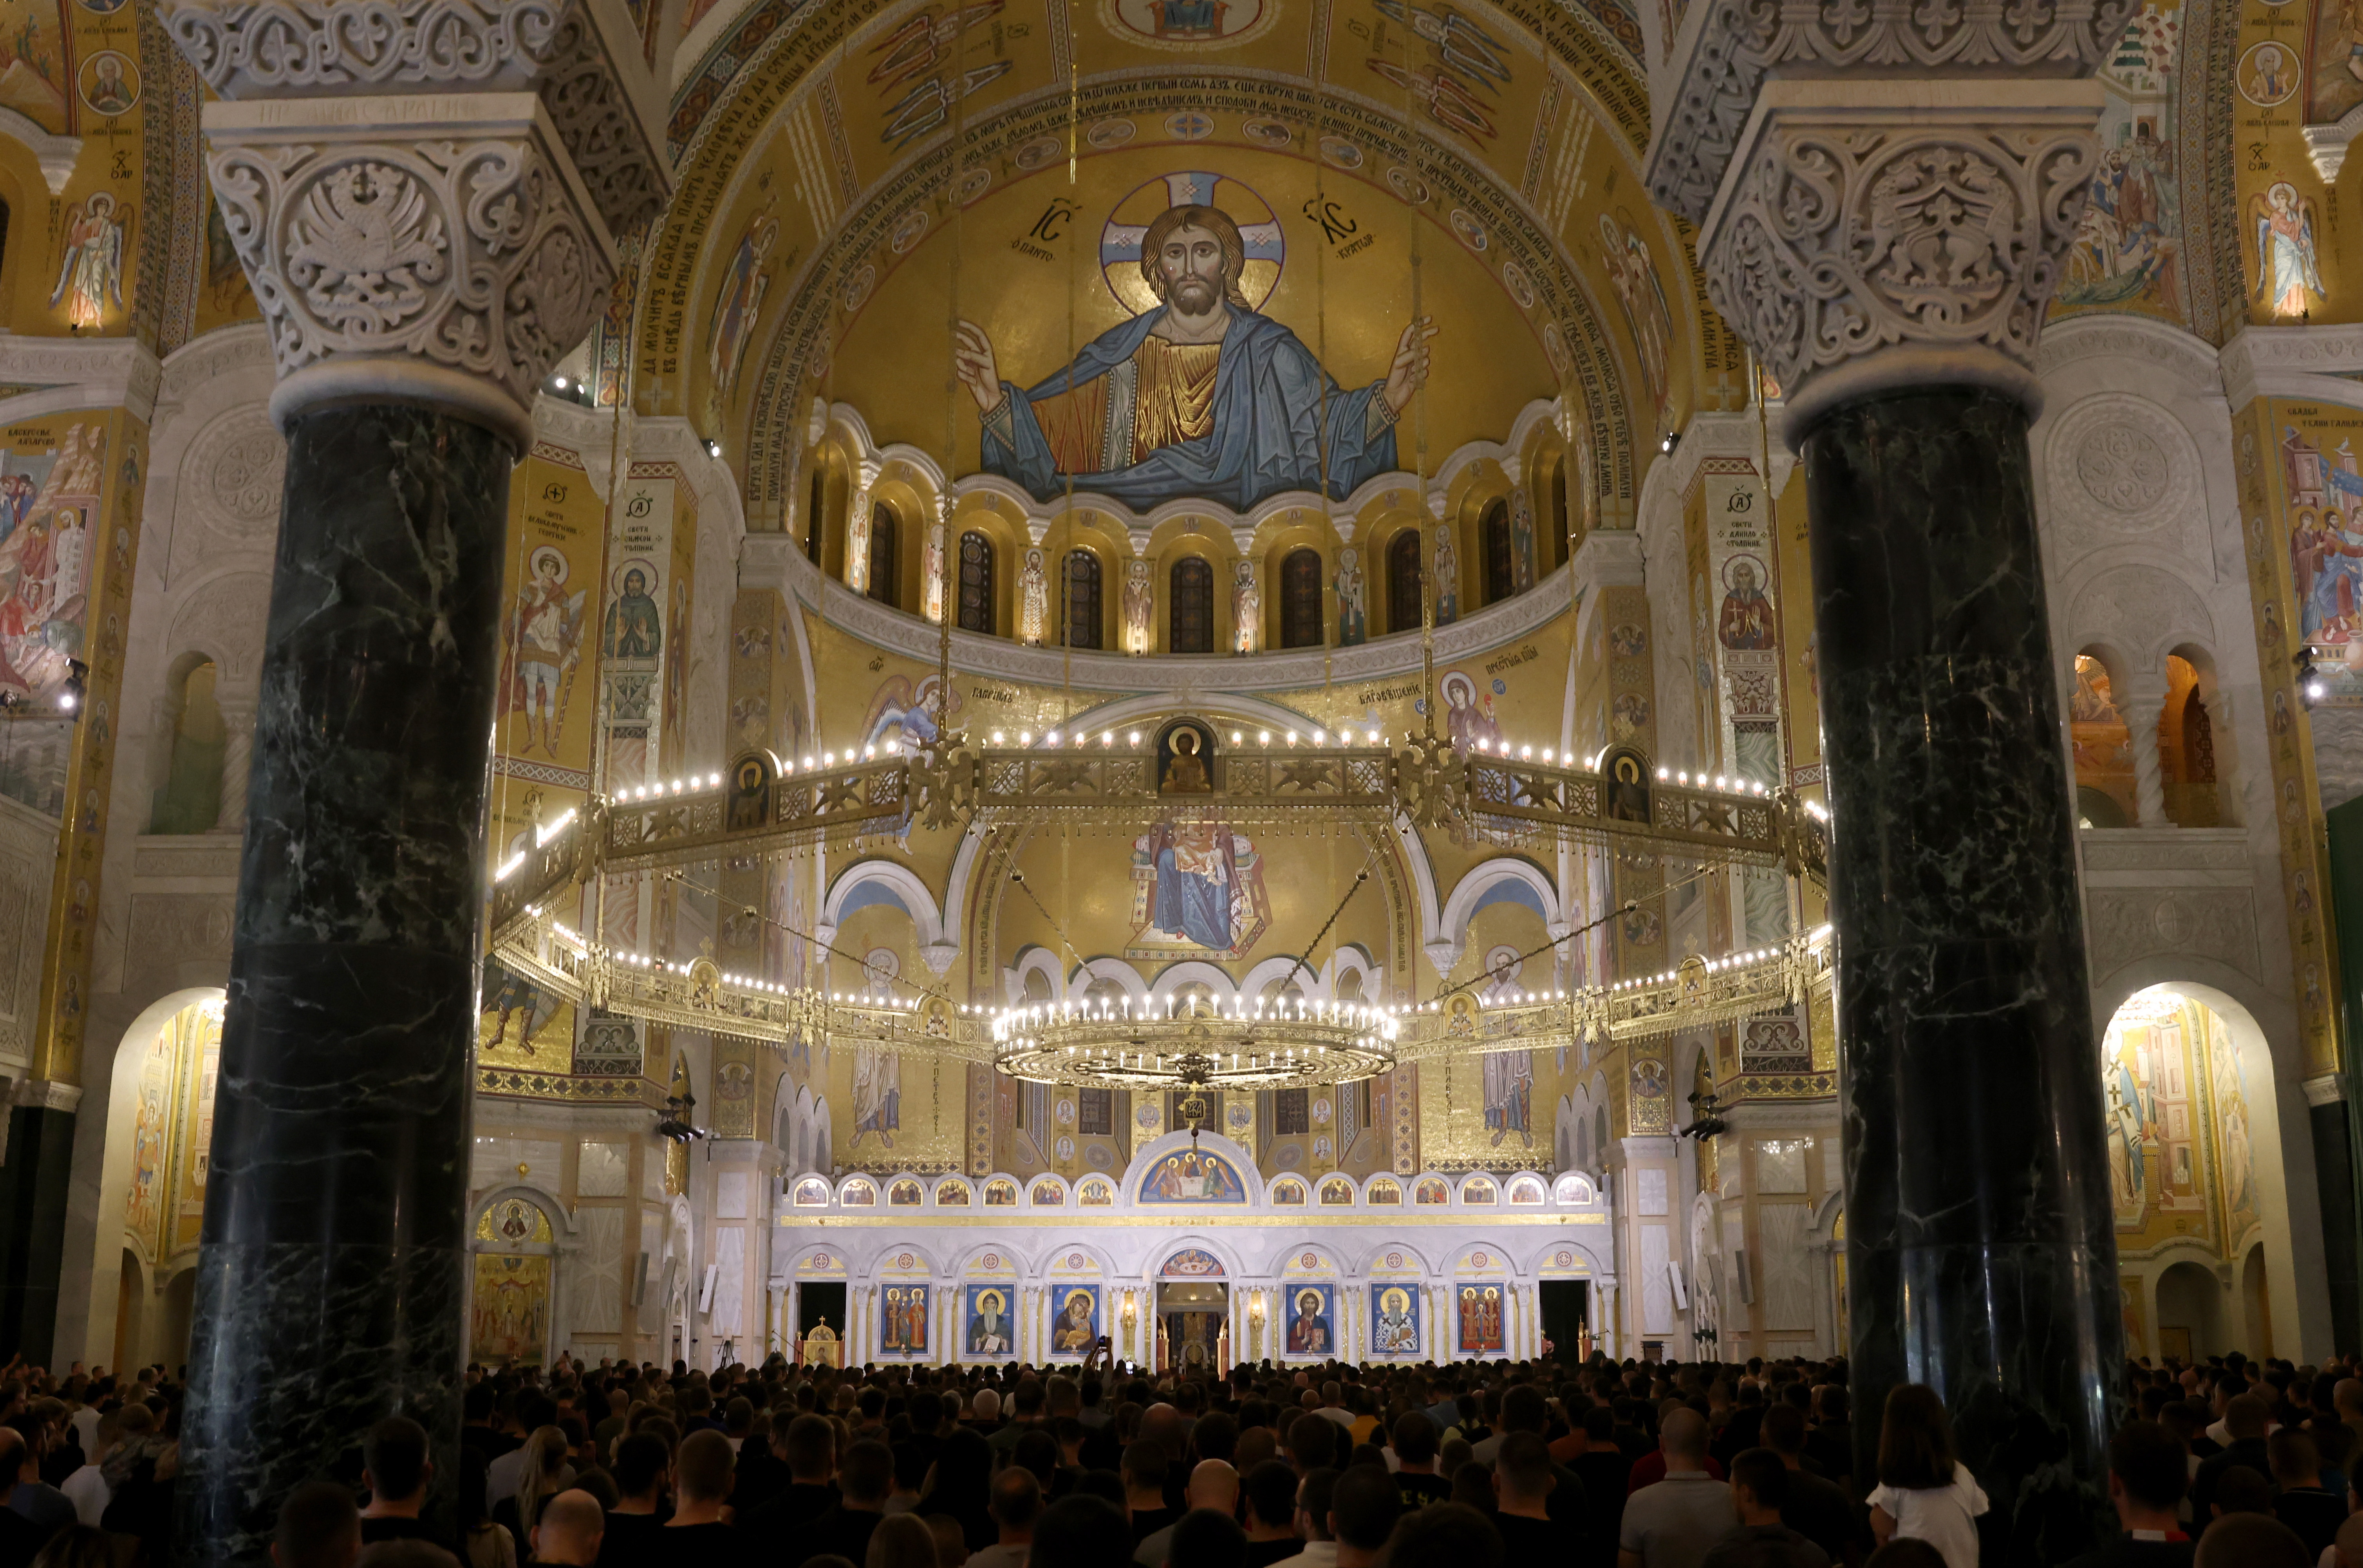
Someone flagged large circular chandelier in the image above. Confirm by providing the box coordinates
[987,994,1401,1092]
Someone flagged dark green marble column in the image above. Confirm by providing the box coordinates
[0,1098,76,1362]
[176,405,512,1567]
[1803,386,2119,1561]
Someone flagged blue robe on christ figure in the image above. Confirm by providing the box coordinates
[979,305,1399,512]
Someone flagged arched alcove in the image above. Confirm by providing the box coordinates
[2155,1259,2224,1361]
[2100,983,2300,1360]
[150,656,225,833]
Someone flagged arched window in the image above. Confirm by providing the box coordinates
[866,504,898,607]
[1386,529,1424,634]
[957,530,995,634]
[2164,653,2220,827]
[1279,547,1323,648]
[1170,557,1214,653]
[1062,549,1102,649]
[150,659,224,833]
[1481,501,1514,604]
[806,469,826,565]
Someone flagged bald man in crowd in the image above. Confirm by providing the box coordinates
[1619,1409,1737,1568]
[529,1491,606,1568]
[1135,1460,1238,1568]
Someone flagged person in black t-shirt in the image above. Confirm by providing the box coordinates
[1699,1450,1830,1568]
[1758,1406,1856,1566]
[1388,1414,1450,1510]
[1238,1461,1302,1568]
[2268,1429,2347,1560]
[1490,1433,1579,1563]
[732,1405,791,1515]
[275,1481,363,1568]
[360,1418,445,1548]
[657,1432,757,1568]
[1376,1501,1501,1568]
[2064,1421,2196,1568]
[739,1414,838,1541]
[1123,1442,1180,1544]
[594,1433,672,1568]
[782,1438,892,1568]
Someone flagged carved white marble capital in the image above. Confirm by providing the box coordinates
[198,94,616,452]
[159,0,666,237]
[161,0,666,451]
[1644,0,2133,227]
[1695,81,2104,444]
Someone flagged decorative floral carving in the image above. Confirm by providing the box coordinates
[1701,114,2098,414]
[159,0,663,234]
[2041,394,2202,557]
[189,409,286,538]
[2073,424,2168,513]
[206,120,612,416]
[1645,0,2138,224]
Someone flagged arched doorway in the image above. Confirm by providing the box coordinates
[2100,983,2300,1361]
[88,991,224,1374]
[2154,1260,2222,1362]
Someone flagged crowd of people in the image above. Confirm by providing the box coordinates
[5,1349,2363,1568]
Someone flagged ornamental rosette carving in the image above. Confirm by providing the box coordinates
[1643,0,2139,223]
[159,0,664,234]
[1698,113,2098,418]
[207,120,612,415]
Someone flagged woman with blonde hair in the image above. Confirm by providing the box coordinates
[510,1425,573,1553]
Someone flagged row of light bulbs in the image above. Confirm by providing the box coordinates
[1604,923,1834,992]
[985,997,1402,1030]
[1653,766,1773,798]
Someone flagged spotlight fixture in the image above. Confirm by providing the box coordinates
[2298,649,2328,707]
[705,439,723,459]
[59,660,86,715]
[1660,430,1678,455]
[654,1088,708,1144]
[1680,1087,1728,1141]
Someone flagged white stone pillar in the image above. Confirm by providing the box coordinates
[212,689,258,833]
[2120,674,2172,827]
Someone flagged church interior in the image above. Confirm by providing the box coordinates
[0,0,2353,1550]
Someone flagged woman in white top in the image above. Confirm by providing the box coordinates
[1866,1383,1990,1568]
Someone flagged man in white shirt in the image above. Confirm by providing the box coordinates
[59,1409,123,1526]
[1314,1386,1355,1431]
[1264,1465,1338,1568]
[968,1467,1040,1568]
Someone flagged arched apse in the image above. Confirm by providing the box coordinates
[2096,983,2313,1361]
[65,986,226,1368]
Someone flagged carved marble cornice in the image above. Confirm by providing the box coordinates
[1696,81,2103,443]
[158,0,668,238]
[0,337,163,422]
[2217,324,2363,413]
[1642,0,2137,227]
[200,93,616,452]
